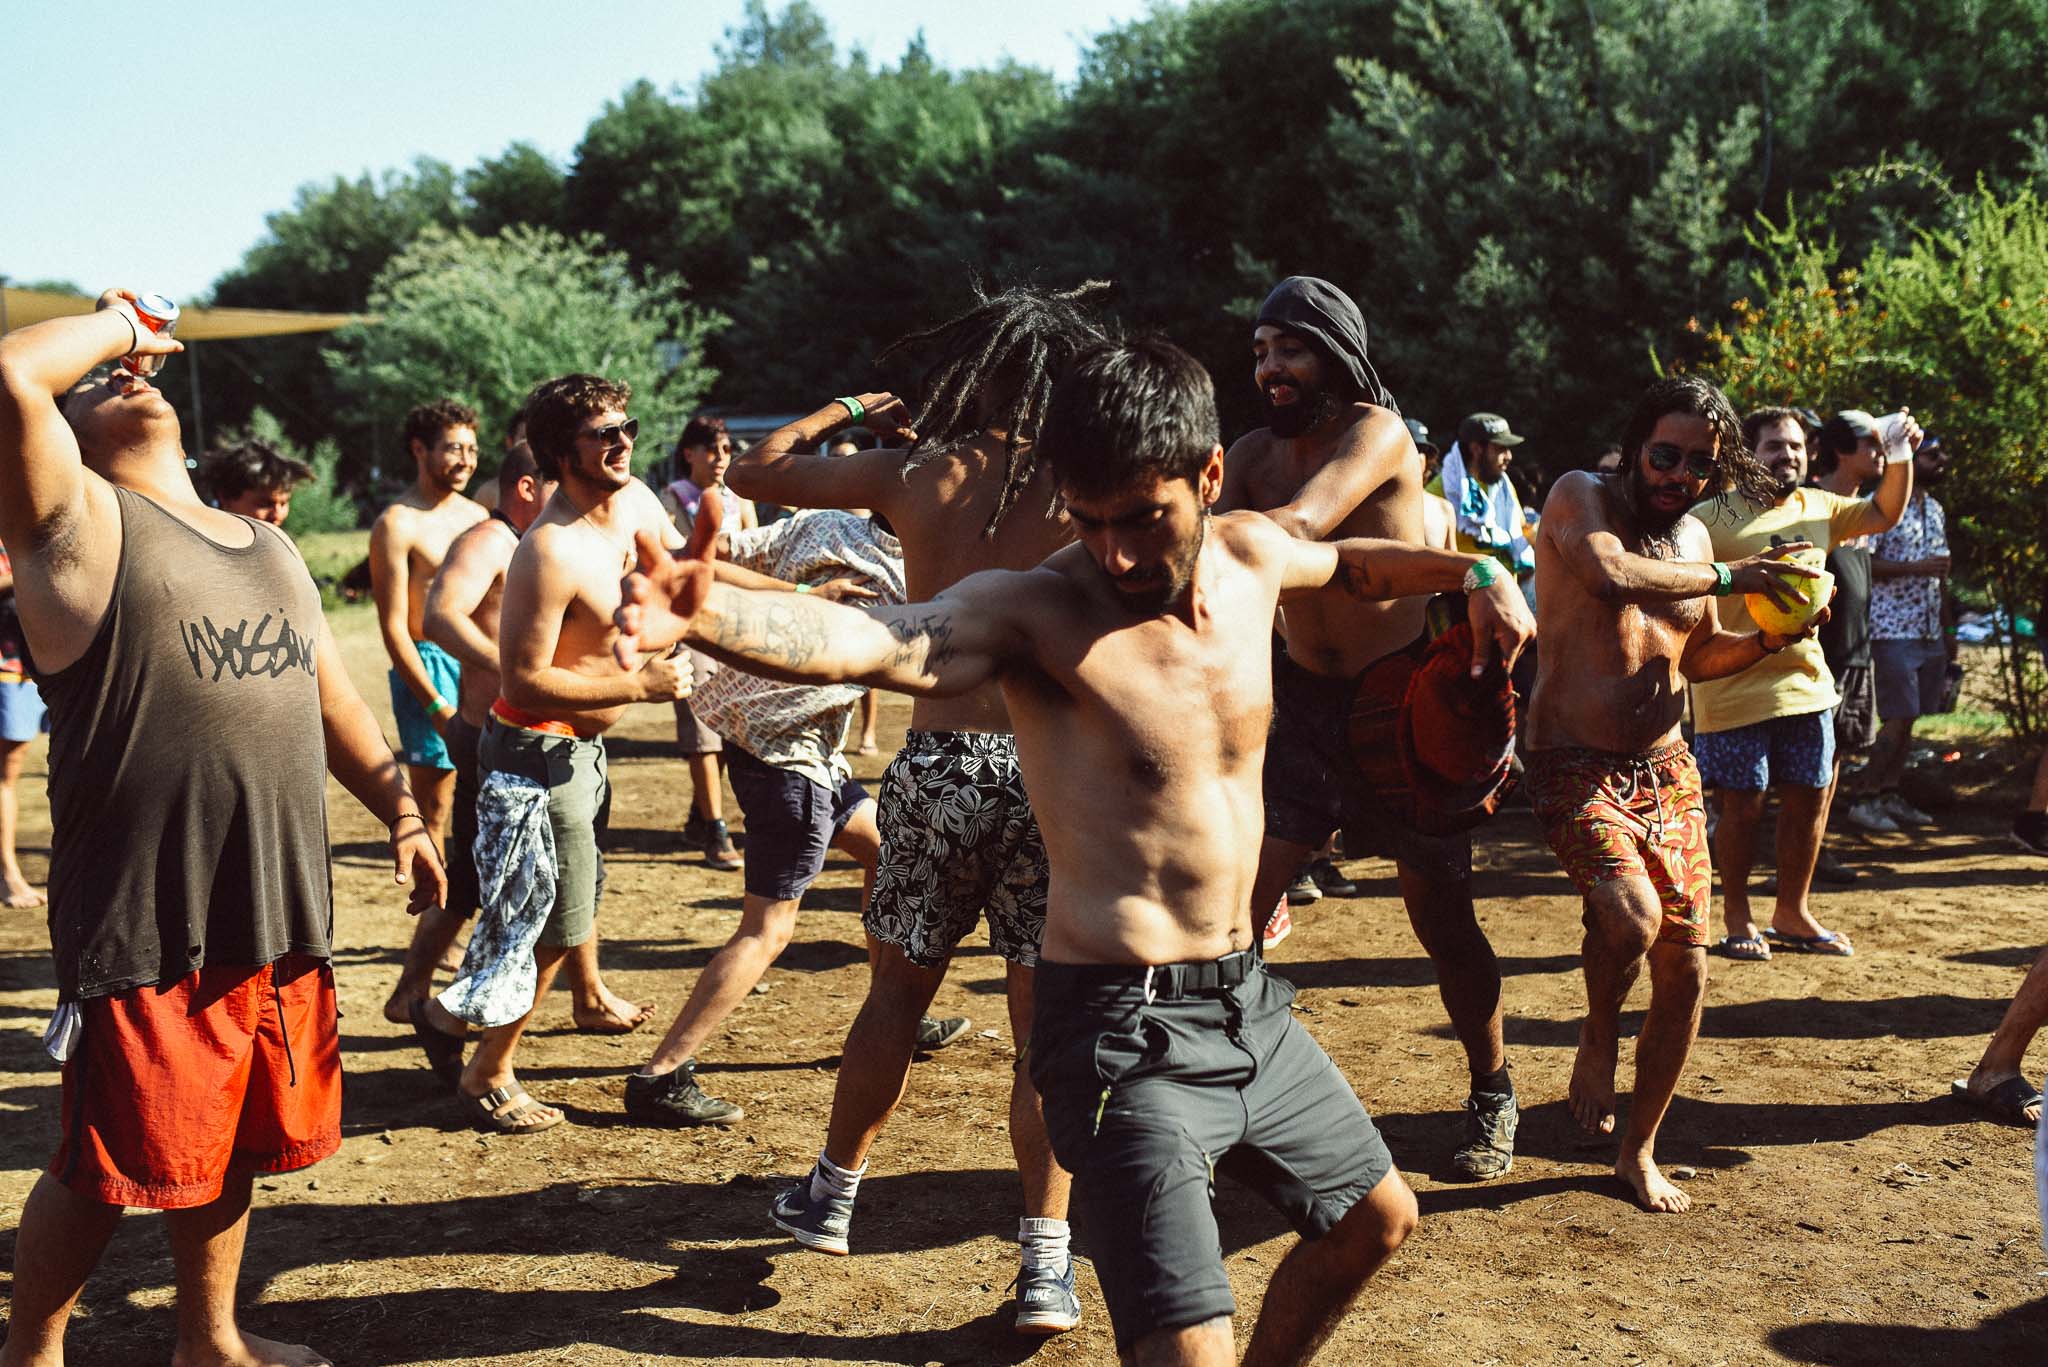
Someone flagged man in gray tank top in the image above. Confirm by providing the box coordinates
[0,290,446,1367]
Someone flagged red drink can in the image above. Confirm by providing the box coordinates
[121,293,180,377]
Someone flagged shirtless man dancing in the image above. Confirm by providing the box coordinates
[1218,276,1522,1180]
[388,436,652,1043]
[727,284,1102,1332]
[413,375,688,1133]
[617,337,1534,1365]
[1525,376,1824,1212]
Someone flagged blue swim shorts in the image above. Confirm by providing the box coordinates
[389,639,461,770]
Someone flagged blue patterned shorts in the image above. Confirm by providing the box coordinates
[1692,709,1835,791]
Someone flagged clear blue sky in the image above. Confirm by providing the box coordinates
[0,0,1155,303]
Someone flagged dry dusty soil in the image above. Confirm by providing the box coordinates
[1,603,2045,1365]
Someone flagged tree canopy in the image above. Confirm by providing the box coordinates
[191,0,2048,498]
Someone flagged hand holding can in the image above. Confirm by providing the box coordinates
[120,293,181,378]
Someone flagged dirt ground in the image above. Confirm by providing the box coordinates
[2,601,2046,1366]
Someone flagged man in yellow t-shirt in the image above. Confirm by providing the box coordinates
[1690,406,1919,960]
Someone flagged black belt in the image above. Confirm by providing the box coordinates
[1046,950,1257,999]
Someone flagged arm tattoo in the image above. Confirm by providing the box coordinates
[706,594,830,669]
[1337,560,1376,601]
[884,613,957,673]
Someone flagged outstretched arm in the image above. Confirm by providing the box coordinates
[615,530,1026,697]
[726,393,919,513]
[1257,513,1535,677]
[1543,472,1818,608]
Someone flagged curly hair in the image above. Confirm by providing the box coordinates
[878,280,1110,536]
[1620,377,1779,510]
[401,397,479,457]
[202,438,312,504]
[521,374,632,480]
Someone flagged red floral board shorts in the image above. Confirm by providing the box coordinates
[1524,743,1711,948]
[53,954,342,1209]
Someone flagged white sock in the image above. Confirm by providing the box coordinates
[1018,1216,1071,1273]
[810,1149,865,1204]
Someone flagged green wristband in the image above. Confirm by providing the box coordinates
[835,395,865,424]
[1461,558,1499,593]
[1712,562,1733,596]
[794,582,812,595]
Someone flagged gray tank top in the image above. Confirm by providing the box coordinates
[39,486,333,1000]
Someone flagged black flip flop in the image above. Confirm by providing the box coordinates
[408,998,467,1091]
[1949,1077,2042,1127]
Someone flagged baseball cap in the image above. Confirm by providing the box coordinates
[1458,413,1525,449]
[1817,409,1878,456]
[1405,417,1439,457]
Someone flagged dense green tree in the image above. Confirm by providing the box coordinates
[195,0,2048,499]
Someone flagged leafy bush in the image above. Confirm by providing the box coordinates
[323,225,723,478]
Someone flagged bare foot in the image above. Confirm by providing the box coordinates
[1568,1028,1618,1135]
[1615,1148,1691,1214]
[172,1328,333,1366]
[381,988,425,1025]
[857,736,879,756]
[438,941,466,973]
[3,869,45,908]
[574,987,653,1035]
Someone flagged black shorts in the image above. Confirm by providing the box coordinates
[725,745,870,902]
[1029,955,1394,1354]
[444,714,483,920]
[1264,635,1472,882]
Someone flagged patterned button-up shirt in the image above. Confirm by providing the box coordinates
[694,511,905,790]
[1869,494,1947,640]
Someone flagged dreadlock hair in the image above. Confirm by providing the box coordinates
[877,280,1110,536]
[1620,376,1780,510]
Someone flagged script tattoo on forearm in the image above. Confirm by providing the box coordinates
[883,613,957,674]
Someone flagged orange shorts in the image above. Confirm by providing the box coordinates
[1525,743,1712,948]
[52,954,342,1209]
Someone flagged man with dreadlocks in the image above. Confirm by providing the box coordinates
[1218,276,1529,1182]
[1526,376,1823,1212]
[727,282,1104,1334]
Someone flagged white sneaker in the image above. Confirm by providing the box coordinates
[1842,798,1901,833]
[1882,791,1933,826]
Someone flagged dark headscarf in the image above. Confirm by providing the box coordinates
[1256,276,1395,412]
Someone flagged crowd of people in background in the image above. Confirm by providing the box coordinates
[1,276,2045,1367]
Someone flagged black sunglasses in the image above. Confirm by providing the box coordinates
[580,417,639,447]
[1643,442,1716,481]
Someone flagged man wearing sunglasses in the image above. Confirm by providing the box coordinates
[411,376,694,1136]
[1524,376,1820,1213]
[1692,406,1918,963]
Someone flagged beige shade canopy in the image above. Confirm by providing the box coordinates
[0,286,369,339]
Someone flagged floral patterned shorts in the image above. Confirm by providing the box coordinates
[866,730,1049,968]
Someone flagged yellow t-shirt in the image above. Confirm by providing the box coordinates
[1687,487,1872,734]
